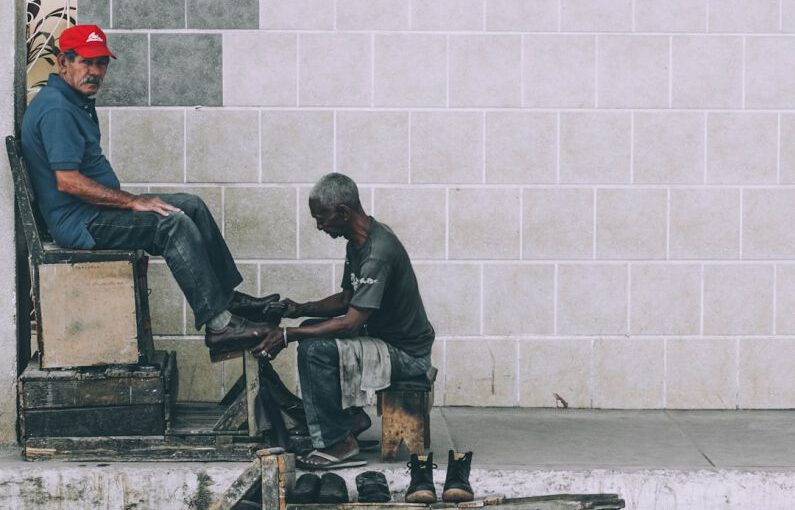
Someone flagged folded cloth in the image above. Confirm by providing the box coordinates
[336,336,391,409]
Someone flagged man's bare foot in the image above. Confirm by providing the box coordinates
[296,433,365,470]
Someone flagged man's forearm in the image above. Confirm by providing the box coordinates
[56,170,135,208]
[295,292,350,318]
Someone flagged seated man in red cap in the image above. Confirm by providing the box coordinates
[21,25,276,360]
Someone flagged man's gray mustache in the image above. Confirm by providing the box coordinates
[80,76,102,86]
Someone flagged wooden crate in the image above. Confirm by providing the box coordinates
[18,350,176,438]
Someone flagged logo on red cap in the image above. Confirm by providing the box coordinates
[59,25,116,59]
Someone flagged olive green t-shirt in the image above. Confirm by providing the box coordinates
[342,219,434,357]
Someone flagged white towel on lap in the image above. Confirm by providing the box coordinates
[336,336,392,409]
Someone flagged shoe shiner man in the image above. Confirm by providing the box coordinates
[21,25,278,360]
[252,173,436,470]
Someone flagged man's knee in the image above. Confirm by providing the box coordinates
[163,193,210,217]
[297,338,337,364]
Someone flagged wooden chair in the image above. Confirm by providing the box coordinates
[377,366,437,461]
[5,135,153,368]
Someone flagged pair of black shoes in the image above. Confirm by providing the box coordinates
[291,471,391,503]
[406,450,474,504]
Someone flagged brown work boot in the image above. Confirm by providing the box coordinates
[205,314,272,362]
[228,291,283,323]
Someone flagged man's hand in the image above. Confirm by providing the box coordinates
[280,298,302,319]
[130,195,182,216]
[251,328,286,359]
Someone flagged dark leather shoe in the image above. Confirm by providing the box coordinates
[205,314,272,362]
[228,291,284,323]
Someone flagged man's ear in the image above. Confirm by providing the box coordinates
[337,204,352,220]
[56,53,66,70]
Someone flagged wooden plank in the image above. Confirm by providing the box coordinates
[287,505,426,510]
[39,261,139,368]
[220,374,246,406]
[380,390,428,461]
[23,436,269,462]
[261,450,295,510]
[208,458,262,510]
[21,376,163,409]
[214,390,249,432]
[24,404,164,437]
[245,351,260,437]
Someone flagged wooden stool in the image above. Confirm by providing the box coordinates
[377,367,437,461]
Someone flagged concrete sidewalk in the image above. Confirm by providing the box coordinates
[2,408,795,509]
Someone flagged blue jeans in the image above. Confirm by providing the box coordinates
[297,329,431,449]
[86,193,243,329]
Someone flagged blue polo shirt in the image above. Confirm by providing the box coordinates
[21,73,120,249]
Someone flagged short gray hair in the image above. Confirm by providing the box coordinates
[309,173,362,211]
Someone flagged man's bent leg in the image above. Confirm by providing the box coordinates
[150,193,243,297]
[87,208,230,328]
[297,338,352,449]
[387,344,432,382]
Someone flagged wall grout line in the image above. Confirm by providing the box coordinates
[706,0,711,32]
[519,189,524,259]
[777,112,782,184]
[553,264,558,335]
[772,263,778,335]
[741,36,746,109]
[739,188,744,259]
[445,35,450,107]
[481,112,487,183]
[408,112,413,183]
[479,263,484,336]
[258,110,262,183]
[333,110,337,171]
[556,112,561,183]
[594,36,599,107]
[296,34,300,107]
[557,0,563,31]
[703,112,709,183]
[662,337,667,408]
[102,28,795,36]
[514,339,521,406]
[592,188,598,259]
[629,112,635,183]
[666,188,671,259]
[668,36,673,108]
[520,34,525,107]
[107,110,113,165]
[445,187,450,259]
[295,187,301,259]
[781,0,785,32]
[626,264,632,334]
[589,337,595,408]
[147,33,151,106]
[735,337,740,409]
[631,0,636,32]
[370,33,375,107]
[700,263,705,335]
[183,109,187,183]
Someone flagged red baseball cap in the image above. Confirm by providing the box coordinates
[59,24,116,59]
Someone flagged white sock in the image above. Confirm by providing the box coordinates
[207,310,232,331]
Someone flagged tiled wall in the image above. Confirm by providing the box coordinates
[79,0,795,409]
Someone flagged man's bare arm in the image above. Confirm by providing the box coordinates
[55,169,181,216]
[252,304,372,358]
[284,288,354,318]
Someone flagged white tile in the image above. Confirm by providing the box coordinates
[561,0,632,31]
[299,33,371,107]
[261,0,334,29]
[707,113,777,184]
[666,338,736,409]
[449,35,521,107]
[634,112,705,184]
[414,263,481,336]
[634,0,707,32]
[745,37,795,109]
[486,0,558,31]
[519,338,591,408]
[739,338,795,408]
[523,188,594,259]
[703,265,774,335]
[630,264,701,335]
[742,189,795,259]
[261,111,333,184]
[411,0,484,30]
[446,339,516,406]
[374,34,447,107]
[560,112,631,184]
[223,32,296,106]
[593,338,664,409]
[558,264,628,335]
[708,0,779,33]
[670,188,740,259]
[598,36,669,108]
[672,36,742,109]
[373,188,446,260]
[523,35,595,108]
[410,112,483,184]
[336,111,409,184]
[449,188,520,259]
[596,189,667,260]
[483,264,555,335]
[336,0,409,30]
[485,112,556,184]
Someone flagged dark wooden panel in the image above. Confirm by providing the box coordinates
[24,436,268,462]
[24,404,165,437]
[22,377,164,409]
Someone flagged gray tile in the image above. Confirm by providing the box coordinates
[96,33,148,107]
[669,411,795,468]
[113,0,185,29]
[151,34,222,106]
[441,408,708,468]
[78,0,110,25]
[187,0,259,29]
